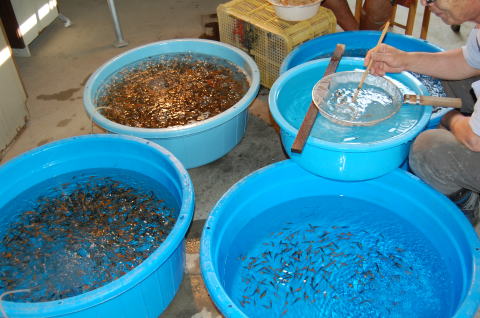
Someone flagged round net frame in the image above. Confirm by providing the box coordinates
[312,71,403,127]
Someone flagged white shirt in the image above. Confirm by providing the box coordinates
[461,27,480,136]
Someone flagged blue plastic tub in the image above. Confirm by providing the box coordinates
[269,57,431,181]
[280,31,450,130]
[200,160,480,318]
[83,39,260,169]
[0,135,194,317]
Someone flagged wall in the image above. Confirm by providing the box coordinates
[10,0,58,47]
[0,24,28,155]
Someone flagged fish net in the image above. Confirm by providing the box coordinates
[312,71,402,127]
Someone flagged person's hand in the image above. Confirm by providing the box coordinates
[441,110,480,151]
[364,44,408,76]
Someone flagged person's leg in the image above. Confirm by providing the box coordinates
[410,128,480,223]
[409,129,480,196]
[322,0,359,31]
[360,0,394,30]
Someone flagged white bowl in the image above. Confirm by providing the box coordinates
[268,0,321,21]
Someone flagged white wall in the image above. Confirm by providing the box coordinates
[10,0,58,46]
[0,24,27,153]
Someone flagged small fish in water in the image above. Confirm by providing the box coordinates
[262,300,272,309]
[353,241,363,249]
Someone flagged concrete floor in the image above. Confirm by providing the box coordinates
[1,0,479,316]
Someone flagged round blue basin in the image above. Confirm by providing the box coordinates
[269,57,431,181]
[83,39,260,169]
[280,31,449,130]
[200,160,480,318]
[0,135,194,317]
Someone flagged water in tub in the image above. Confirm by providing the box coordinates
[283,76,420,144]
[316,50,447,116]
[321,82,397,127]
[225,196,455,317]
[0,169,179,302]
[95,53,250,128]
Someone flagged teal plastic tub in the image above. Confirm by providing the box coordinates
[280,31,450,130]
[83,39,260,169]
[0,135,194,317]
[200,160,480,317]
[269,57,431,181]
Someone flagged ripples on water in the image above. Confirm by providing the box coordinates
[285,76,421,144]
[227,196,454,318]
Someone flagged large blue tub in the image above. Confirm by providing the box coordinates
[280,31,450,130]
[200,160,480,318]
[84,39,260,169]
[269,57,431,181]
[0,135,194,317]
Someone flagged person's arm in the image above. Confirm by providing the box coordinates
[441,110,480,151]
[365,45,480,80]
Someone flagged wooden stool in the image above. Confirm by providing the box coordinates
[354,0,431,39]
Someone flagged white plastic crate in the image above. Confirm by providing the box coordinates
[218,0,336,87]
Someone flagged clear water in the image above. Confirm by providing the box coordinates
[226,196,455,318]
[322,83,395,126]
[281,72,421,144]
[0,168,179,302]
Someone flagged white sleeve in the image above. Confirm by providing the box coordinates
[469,104,480,136]
[462,28,480,69]
[468,81,480,136]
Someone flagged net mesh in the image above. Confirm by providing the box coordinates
[312,71,403,126]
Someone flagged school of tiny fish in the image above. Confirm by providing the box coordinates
[234,222,422,317]
[96,53,249,128]
[409,72,447,114]
[0,174,176,302]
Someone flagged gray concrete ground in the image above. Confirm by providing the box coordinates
[1,0,479,316]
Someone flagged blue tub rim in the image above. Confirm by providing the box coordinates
[199,160,480,318]
[279,31,448,130]
[269,57,432,152]
[0,134,195,316]
[280,30,444,74]
[83,38,260,139]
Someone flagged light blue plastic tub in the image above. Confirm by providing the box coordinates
[269,57,431,181]
[83,39,260,169]
[200,160,480,318]
[280,31,450,130]
[0,135,194,317]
